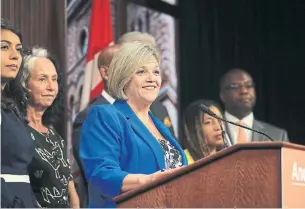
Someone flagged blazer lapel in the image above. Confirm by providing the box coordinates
[150,112,188,165]
[252,120,265,141]
[114,100,165,170]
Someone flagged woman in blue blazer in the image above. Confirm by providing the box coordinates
[80,42,187,208]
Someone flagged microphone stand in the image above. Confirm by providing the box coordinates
[216,116,273,141]
[217,118,230,148]
[199,104,274,142]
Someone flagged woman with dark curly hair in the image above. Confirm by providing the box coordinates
[13,46,79,208]
[1,20,38,208]
[183,99,226,163]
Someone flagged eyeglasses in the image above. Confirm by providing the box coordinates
[225,80,255,91]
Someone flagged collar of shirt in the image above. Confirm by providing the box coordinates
[101,90,115,104]
[224,111,254,144]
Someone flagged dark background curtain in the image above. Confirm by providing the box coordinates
[179,0,305,145]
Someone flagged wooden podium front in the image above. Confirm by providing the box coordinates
[114,142,305,208]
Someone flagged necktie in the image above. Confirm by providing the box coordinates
[237,121,247,143]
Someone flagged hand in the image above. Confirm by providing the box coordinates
[121,167,186,192]
[139,166,184,185]
[150,169,175,181]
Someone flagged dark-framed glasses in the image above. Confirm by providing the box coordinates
[225,81,255,90]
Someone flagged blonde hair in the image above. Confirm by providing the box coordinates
[108,42,161,100]
[117,31,156,47]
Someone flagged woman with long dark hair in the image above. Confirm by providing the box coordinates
[183,99,226,163]
[1,19,38,208]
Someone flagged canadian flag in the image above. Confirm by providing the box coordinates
[80,0,113,110]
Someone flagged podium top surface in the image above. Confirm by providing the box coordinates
[114,142,304,203]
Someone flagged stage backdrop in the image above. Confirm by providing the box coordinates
[179,0,305,146]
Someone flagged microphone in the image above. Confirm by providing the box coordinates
[218,118,230,148]
[198,104,230,148]
[199,104,274,142]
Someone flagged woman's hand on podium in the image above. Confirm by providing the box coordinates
[144,166,185,184]
[122,167,185,192]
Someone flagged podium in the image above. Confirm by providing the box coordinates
[114,142,305,208]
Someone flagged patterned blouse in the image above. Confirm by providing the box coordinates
[27,125,72,208]
[158,139,182,169]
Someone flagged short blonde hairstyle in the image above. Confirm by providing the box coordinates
[117,31,156,47]
[108,42,161,100]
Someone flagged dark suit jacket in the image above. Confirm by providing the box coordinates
[251,119,289,142]
[150,101,175,135]
[72,95,109,207]
[72,95,109,171]
[225,118,289,144]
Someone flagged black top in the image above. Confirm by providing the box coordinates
[1,109,37,207]
[150,100,175,135]
[27,125,73,208]
[72,94,110,208]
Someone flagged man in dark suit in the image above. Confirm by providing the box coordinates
[73,44,119,157]
[219,68,289,144]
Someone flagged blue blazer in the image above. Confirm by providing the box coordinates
[79,100,187,208]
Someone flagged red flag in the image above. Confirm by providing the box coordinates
[80,0,113,110]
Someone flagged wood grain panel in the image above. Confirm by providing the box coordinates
[116,142,293,208]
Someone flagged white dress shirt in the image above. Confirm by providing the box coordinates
[101,90,115,104]
[225,111,254,145]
